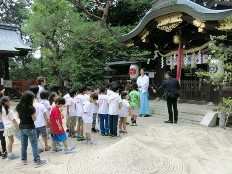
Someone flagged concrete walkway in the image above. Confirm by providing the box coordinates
[148,99,213,124]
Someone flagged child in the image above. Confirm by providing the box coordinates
[108,83,122,138]
[29,86,50,151]
[50,97,75,153]
[74,85,87,141]
[0,113,7,159]
[92,86,99,133]
[63,86,72,133]
[49,92,58,107]
[82,93,98,145]
[16,91,46,167]
[98,86,109,136]
[119,92,130,133]
[129,84,140,126]
[0,90,7,159]
[36,77,46,101]
[66,89,77,138]
[40,90,52,139]
[1,96,19,160]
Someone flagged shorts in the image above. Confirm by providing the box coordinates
[77,117,83,126]
[83,123,91,134]
[5,126,17,137]
[68,117,77,127]
[36,126,47,138]
[131,106,139,116]
[52,132,67,142]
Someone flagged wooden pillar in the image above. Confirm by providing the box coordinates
[4,58,9,80]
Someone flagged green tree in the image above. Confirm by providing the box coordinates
[196,35,232,101]
[0,0,31,25]
[24,0,72,85]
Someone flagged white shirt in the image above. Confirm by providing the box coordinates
[82,100,93,124]
[92,102,98,113]
[108,92,122,115]
[119,99,130,117]
[37,85,45,101]
[67,98,77,116]
[40,99,51,119]
[107,89,113,96]
[33,102,47,128]
[75,94,85,117]
[63,93,71,104]
[2,108,16,129]
[137,75,149,93]
[98,95,109,114]
[84,94,90,101]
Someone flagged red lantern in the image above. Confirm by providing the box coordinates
[129,64,139,79]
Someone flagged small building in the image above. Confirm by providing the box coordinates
[0,23,31,95]
[116,0,232,103]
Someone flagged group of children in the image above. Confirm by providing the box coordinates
[64,82,140,141]
[0,77,140,167]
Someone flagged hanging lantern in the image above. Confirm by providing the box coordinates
[129,64,139,79]
[209,59,224,79]
[173,35,181,45]
[191,52,197,69]
[170,55,174,70]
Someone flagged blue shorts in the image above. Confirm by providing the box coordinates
[52,132,67,142]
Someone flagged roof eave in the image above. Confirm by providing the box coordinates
[118,3,232,43]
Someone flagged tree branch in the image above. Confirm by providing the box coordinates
[72,0,102,21]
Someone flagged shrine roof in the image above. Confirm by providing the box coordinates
[118,0,232,43]
[0,23,31,55]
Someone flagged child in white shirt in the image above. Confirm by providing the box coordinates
[40,90,52,139]
[30,86,50,151]
[119,92,130,133]
[92,86,99,133]
[1,96,19,160]
[66,89,77,138]
[98,86,109,136]
[74,85,87,141]
[63,86,72,133]
[108,83,122,138]
[83,93,98,145]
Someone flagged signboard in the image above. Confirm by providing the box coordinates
[3,80,12,88]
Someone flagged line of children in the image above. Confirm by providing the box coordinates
[0,81,140,166]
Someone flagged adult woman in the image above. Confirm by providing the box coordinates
[136,68,150,117]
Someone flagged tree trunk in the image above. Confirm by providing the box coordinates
[99,0,111,28]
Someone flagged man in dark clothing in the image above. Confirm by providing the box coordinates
[153,71,180,124]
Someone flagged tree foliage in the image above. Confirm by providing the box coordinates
[0,0,32,25]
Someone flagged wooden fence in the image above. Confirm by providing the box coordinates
[12,80,36,94]
[180,80,207,102]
